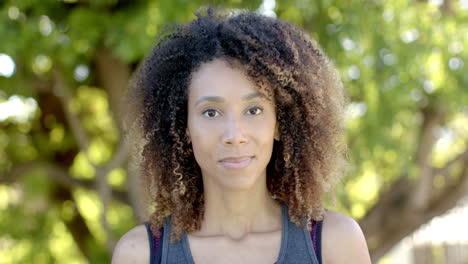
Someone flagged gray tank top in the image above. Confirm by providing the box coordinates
[157,202,320,264]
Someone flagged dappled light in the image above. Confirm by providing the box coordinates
[0,0,467,263]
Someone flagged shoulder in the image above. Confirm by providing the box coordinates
[321,210,371,264]
[111,224,150,264]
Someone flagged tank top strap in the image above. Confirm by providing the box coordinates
[278,202,320,264]
[310,219,323,264]
[144,222,163,264]
[144,205,324,264]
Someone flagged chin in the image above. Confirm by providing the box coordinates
[216,172,263,191]
[200,164,268,192]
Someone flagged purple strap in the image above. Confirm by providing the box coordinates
[310,220,319,253]
[152,230,161,264]
[153,234,161,256]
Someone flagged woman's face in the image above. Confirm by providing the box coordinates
[187,58,279,191]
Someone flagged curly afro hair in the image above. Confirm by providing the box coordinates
[125,8,349,242]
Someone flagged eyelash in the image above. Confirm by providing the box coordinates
[202,106,264,118]
[247,106,263,116]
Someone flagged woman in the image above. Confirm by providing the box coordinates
[113,8,371,264]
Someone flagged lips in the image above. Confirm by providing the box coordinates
[220,156,253,162]
[219,156,254,169]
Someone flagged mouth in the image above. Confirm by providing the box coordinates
[219,156,254,169]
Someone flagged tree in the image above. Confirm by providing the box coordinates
[0,0,467,262]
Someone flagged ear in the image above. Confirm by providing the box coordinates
[274,122,280,141]
[185,128,191,144]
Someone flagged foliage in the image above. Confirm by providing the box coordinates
[0,0,467,262]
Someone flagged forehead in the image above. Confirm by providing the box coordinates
[188,58,273,101]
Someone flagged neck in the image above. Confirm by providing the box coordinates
[194,175,282,241]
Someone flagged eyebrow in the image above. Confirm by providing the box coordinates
[194,92,265,107]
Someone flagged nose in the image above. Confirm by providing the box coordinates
[222,116,248,145]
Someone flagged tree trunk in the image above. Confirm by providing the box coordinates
[361,164,468,262]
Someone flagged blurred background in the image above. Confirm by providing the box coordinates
[0,0,467,263]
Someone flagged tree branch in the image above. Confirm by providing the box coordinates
[433,148,468,176]
[94,139,130,252]
[0,161,130,205]
[52,66,132,251]
[94,47,145,222]
[51,183,98,261]
[94,46,132,132]
[53,66,117,251]
[361,146,468,262]
[425,164,468,219]
[1,161,84,187]
[52,68,90,154]
[411,105,445,210]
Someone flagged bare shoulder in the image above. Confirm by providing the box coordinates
[111,224,150,264]
[321,210,371,264]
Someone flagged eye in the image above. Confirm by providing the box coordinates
[202,109,220,118]
[247,106,263,115]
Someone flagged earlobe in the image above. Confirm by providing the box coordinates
[185,128,191,144]
[274,123,280,141]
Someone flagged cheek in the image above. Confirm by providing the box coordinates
[250,116,277,139]
[190,132,207,151]
[188,128,216,161]
[190,138,208,169]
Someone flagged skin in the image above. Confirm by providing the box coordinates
[112,59,371,264]
[186,59,281,242]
